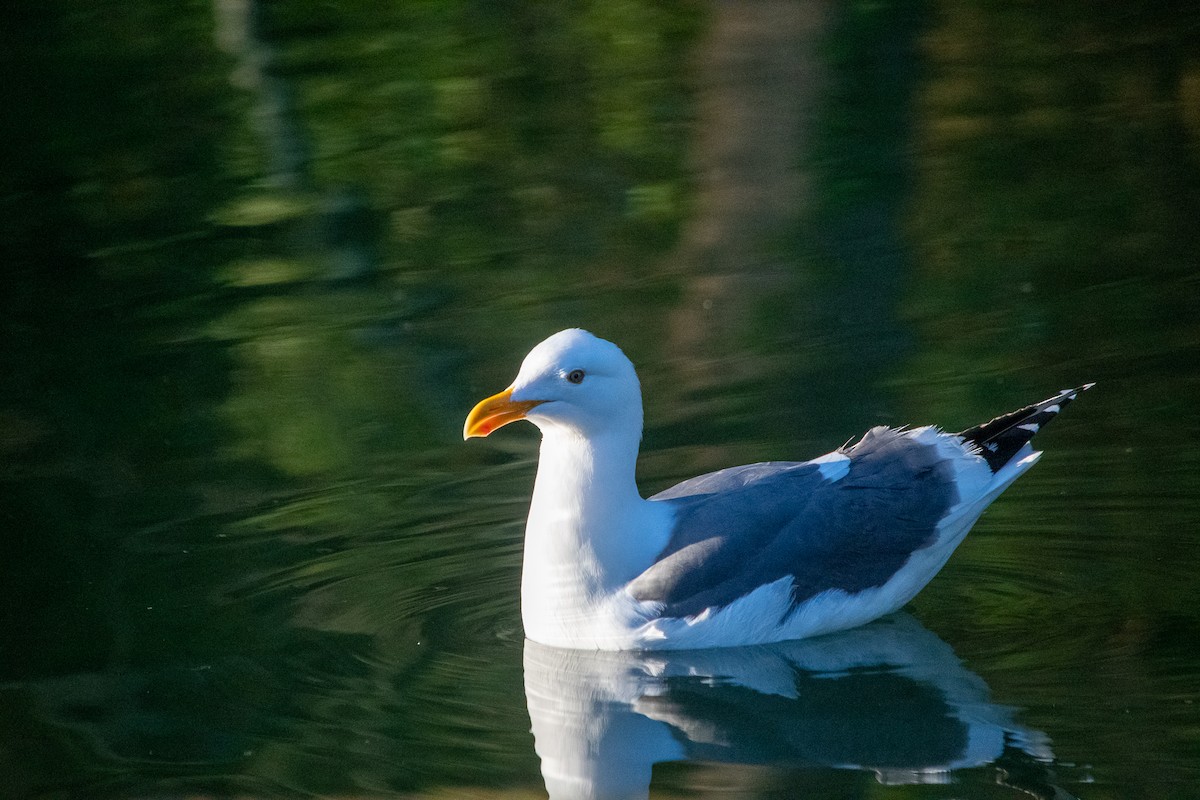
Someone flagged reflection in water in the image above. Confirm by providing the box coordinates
[526,614,1066,800]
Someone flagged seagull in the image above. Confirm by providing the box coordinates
[464,329,1090,650]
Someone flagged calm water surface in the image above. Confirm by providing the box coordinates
[3,2,1199,798]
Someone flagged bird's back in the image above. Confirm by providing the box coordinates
[634,427,964,620]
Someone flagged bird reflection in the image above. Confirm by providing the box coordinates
[525,613,1066,800]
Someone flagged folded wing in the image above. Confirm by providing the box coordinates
[630,428,961,619]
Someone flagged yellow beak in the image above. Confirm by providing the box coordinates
[463,387,545,439]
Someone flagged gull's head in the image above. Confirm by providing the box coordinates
[464,329,642,441]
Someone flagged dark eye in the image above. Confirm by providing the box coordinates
[566,369,586,384]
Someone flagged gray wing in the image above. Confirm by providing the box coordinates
[629,427,961,618]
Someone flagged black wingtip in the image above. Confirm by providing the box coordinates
[957,383,1094,473]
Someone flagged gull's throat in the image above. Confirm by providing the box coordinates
[521,426,671,646]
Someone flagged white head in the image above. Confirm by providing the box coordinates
[464,329,643,441]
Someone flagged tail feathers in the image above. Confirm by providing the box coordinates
[957,383,1093,473]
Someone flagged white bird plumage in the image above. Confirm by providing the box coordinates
[465,328,1089,650]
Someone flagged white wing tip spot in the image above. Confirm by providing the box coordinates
[810,451,851,482]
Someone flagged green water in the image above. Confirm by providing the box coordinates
[2,1,1198,798]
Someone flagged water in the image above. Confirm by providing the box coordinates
[2,1,1199,797]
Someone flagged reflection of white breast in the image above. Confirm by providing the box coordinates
[524,643,685,800]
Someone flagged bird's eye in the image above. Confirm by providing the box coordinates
[566,369,586,384]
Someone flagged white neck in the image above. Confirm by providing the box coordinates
[521,425,671,645]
